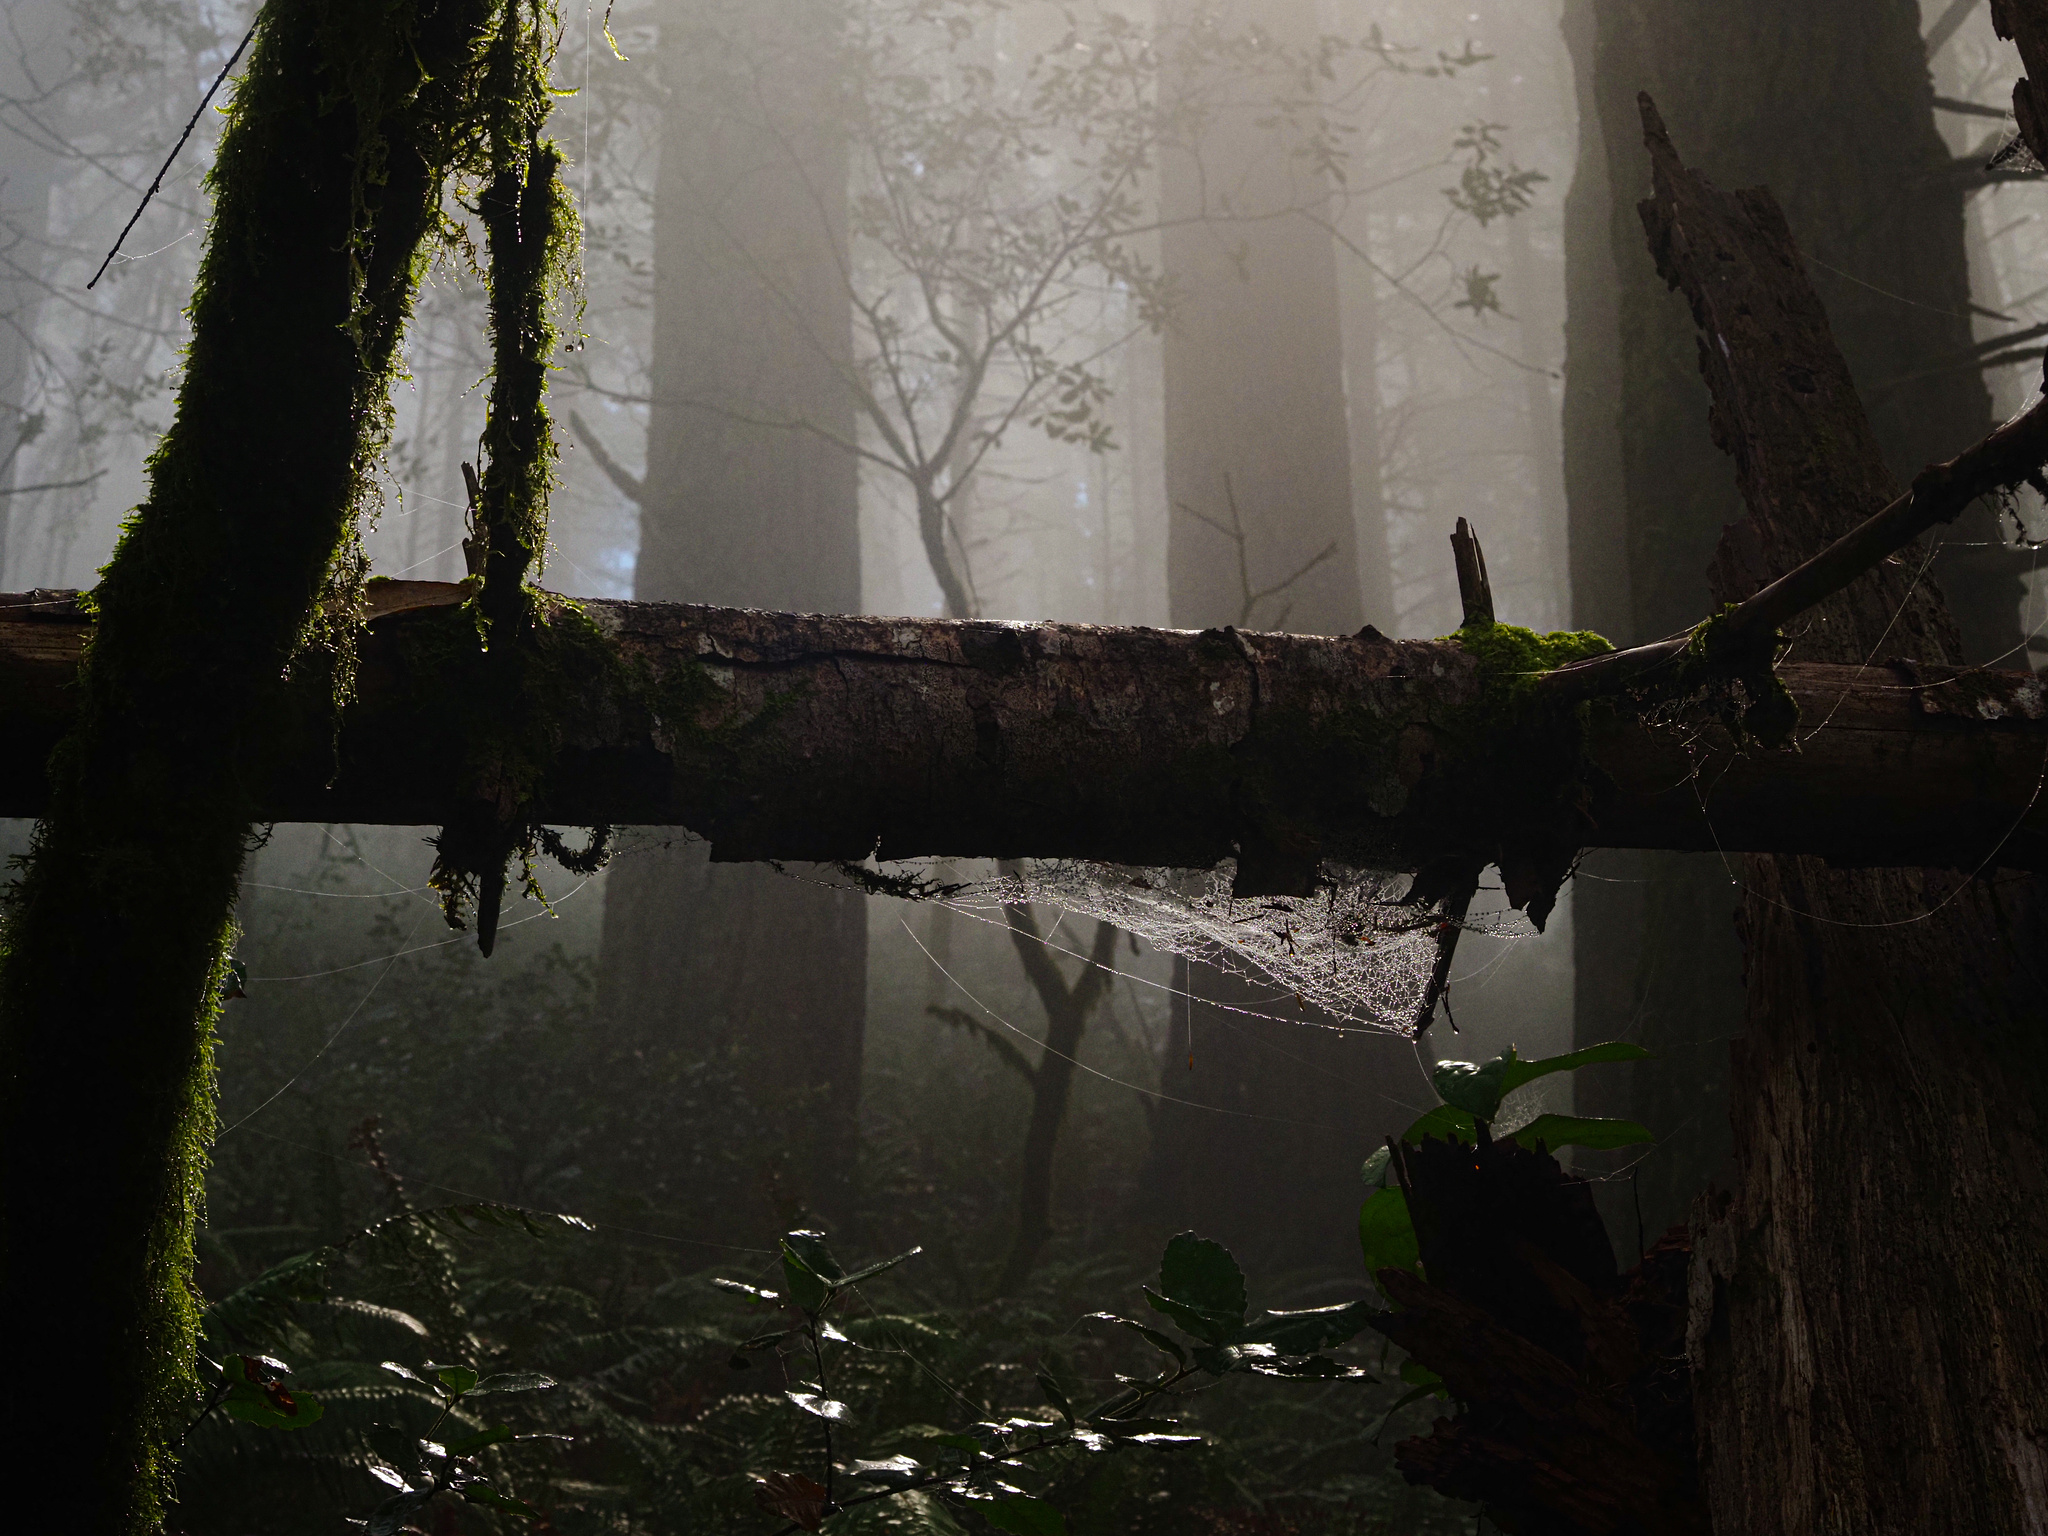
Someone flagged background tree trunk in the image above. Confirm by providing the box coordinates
[593,0,867,1235]
[1146,0,1431,1271]
[1559,0,2026,1247]
[1633,106,2048,1535]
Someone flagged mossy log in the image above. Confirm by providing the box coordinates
[8,581,2048,885]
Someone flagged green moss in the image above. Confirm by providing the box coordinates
[1448,618,1615,688]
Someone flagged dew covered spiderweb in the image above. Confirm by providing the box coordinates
[855,857,1525,1035]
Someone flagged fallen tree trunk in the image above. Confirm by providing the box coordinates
[8,584,2046,885]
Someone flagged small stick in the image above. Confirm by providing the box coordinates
[1450,517,1494,627]
[88,18,260,290]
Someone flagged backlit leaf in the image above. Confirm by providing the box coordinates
[1358,1188,1421,1281]
[1510,1113,1653,1154]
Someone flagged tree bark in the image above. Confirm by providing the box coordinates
[11,583,2047,882]
[593,0,867,1233]
[0,0,491,1524]
[1631,101,2048,1535]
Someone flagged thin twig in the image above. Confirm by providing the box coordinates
[88,18,259,290]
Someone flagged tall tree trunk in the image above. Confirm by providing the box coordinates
[1558,0,2020,1245]
[1636,105,2048,1536]
[1147,0,1428,1271]
[594,0,867,1234]
[1561,0,1742,1247]
[1337,196,1397,631]
[0,0,493,1523]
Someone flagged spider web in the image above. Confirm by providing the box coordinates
[868,857,1521,1035]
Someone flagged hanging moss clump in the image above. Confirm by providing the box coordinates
[424,0,613,951]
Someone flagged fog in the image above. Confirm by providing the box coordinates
[2,4,2039,1518]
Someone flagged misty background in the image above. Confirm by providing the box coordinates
[0,3,2040,1520]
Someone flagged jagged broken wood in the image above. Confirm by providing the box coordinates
[7,581,2048,888]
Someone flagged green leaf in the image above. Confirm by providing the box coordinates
[851,1455,925,1487]
[1036,1372,1075,1425]
[1246,1355,1373,1379]
[1143,1286,1235,1344]
[1496,1041,1648,1100]
[379,1361,433,1389]
[1431,1055,1517,1121]
[787,1390,854,1422]
[1083,1312,1188,1367]
[433,1365,480,1397]
[218,1354,324,1430]
[839,1245,924,1287]
[1360,1146,1392,1187]
[1145,1231,1245,1342]
[460,1484,542,1519]
[1510,1114,1654,1154]
[1401,1103,1478,1146]
[471,1371,556,1396]
[1431,1042,1650,1124]
[780,1231,843,1313]
[1358,1188,1421,1280]
[985,1496,1066,1535]
[929,1432,986,1455]
[220,1391,324,1430]
[444,1424,515,1455]
[1234,1298,1379,1355]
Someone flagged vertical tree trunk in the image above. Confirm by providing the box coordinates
[1559,0,2023,1245]
[1158,0,1360,639]
[1337,197,1397,630]
[1637,107,2048,1535]
[0,0,490,1522]
[1561,0,1743,1236]
[1145,0,1427,1271]
[594,0,867,1233]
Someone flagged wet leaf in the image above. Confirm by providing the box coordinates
[1156,1231,1245,1326]
[1246,1355,1372,1379]
[1235,1298,1378,1355]
[839,1245,924,1287]
[851,1454,926,1487]
[786,1390,854,1422]
[471,1371,555,1396]
[1083,1312,1187,1367]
